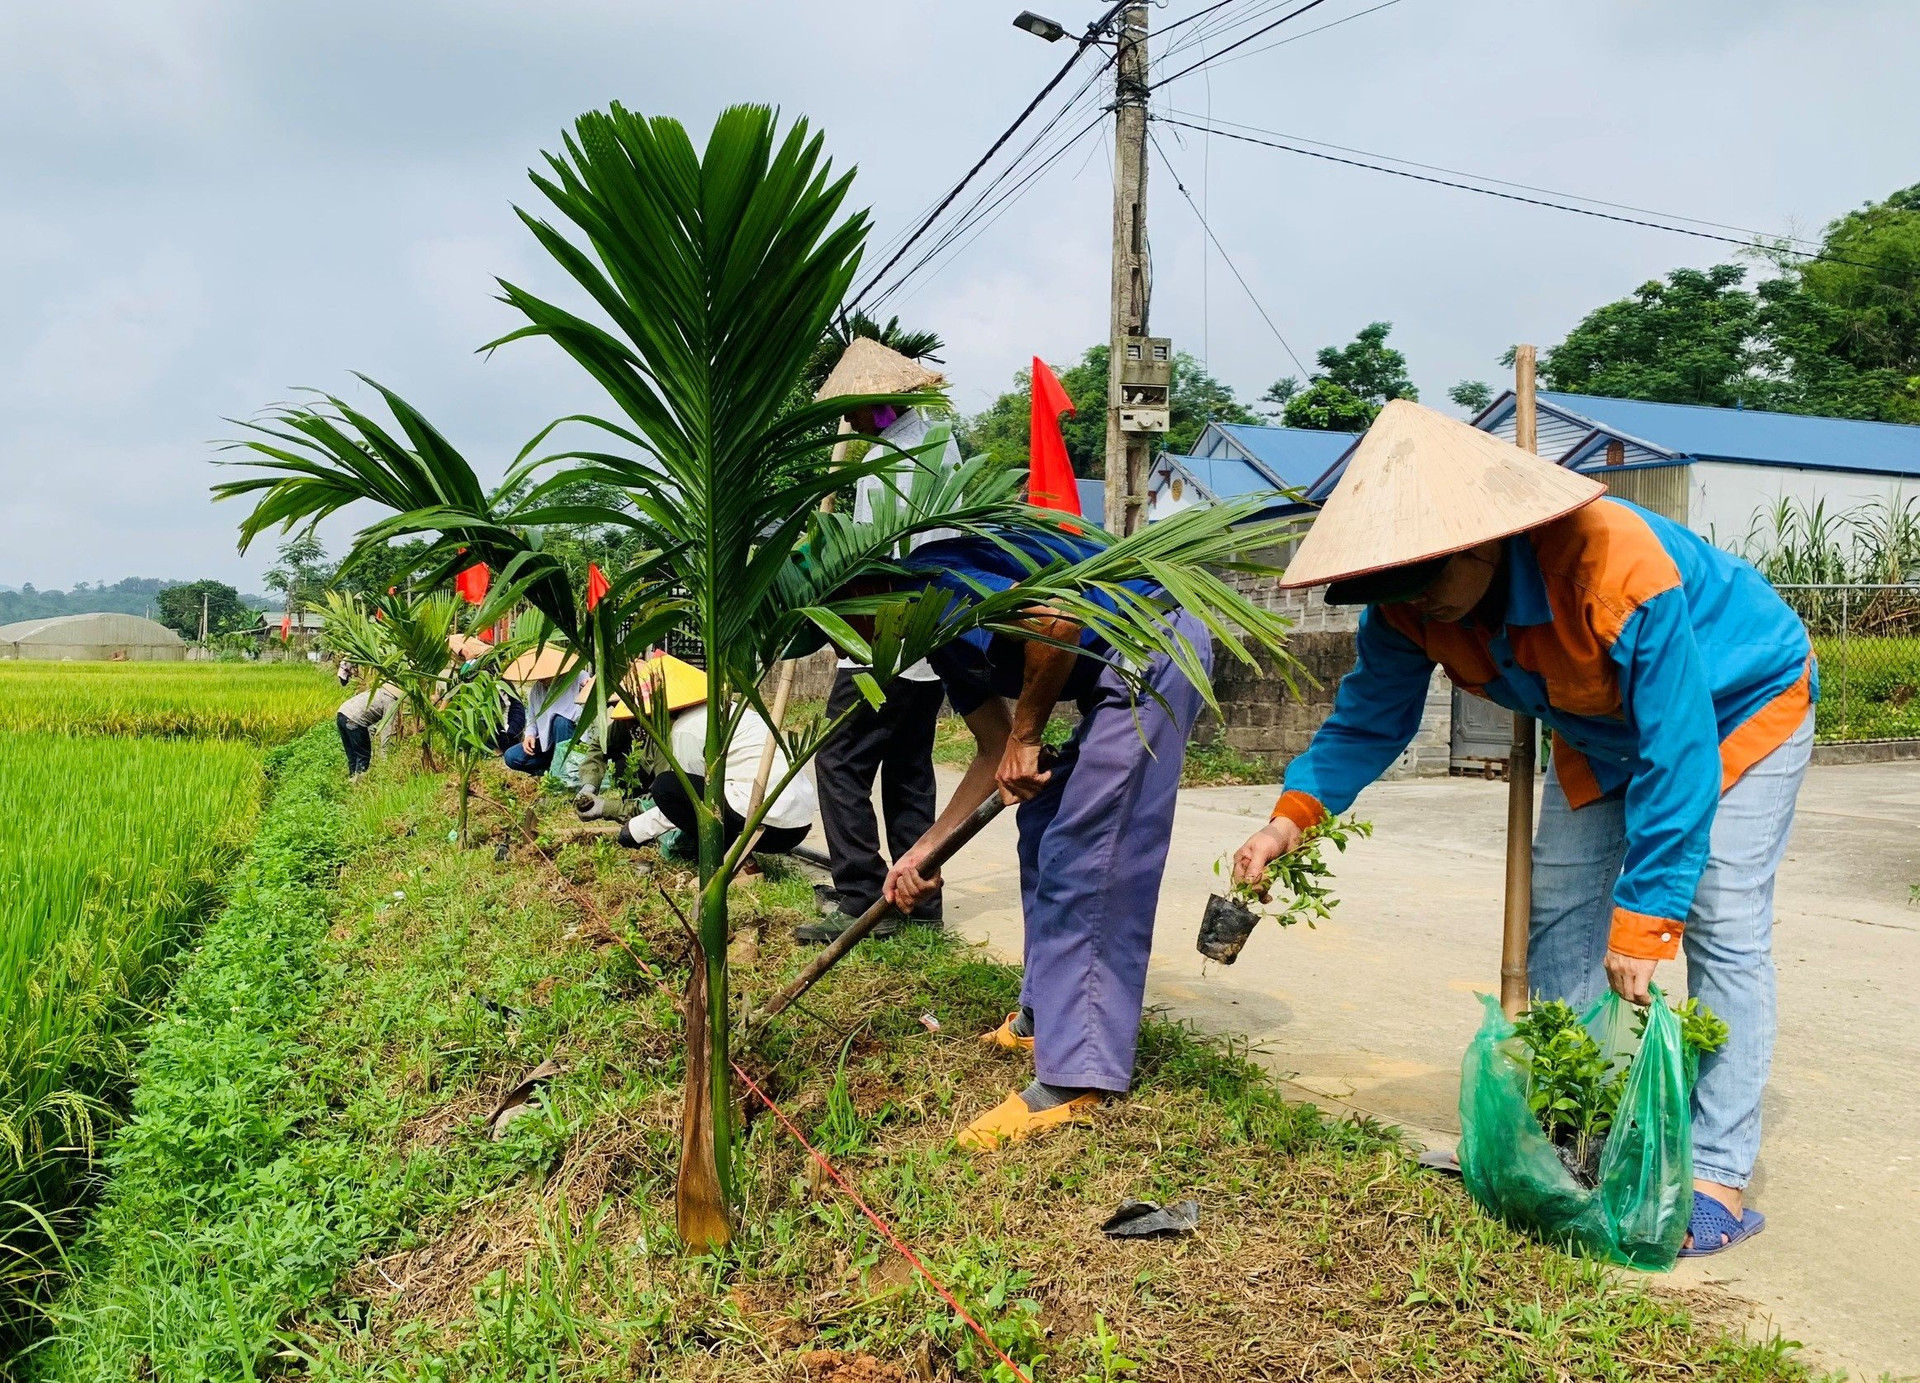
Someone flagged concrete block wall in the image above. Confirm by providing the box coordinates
[1197,562,1451,781]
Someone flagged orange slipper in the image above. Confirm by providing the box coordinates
[956,1090,1102,1152]
[980,1012,1035,1054]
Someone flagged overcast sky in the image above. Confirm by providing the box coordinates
[3,0,1915,591]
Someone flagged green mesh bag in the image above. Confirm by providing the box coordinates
[1457,987,1693,1269]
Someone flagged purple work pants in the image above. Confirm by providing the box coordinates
[1015,611,1212,1093]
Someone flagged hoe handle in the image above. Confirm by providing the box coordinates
[756,792,1009,1023]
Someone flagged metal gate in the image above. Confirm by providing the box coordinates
[1451,687,1516,777]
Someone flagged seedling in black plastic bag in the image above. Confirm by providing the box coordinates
[1198,815,1371,964]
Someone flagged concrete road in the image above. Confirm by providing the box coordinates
[926,762,1920,1380]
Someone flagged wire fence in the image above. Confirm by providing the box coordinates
[1773,584,1920,743]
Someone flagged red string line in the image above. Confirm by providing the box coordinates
[728,1061,1037,1383]
[528,843,1035,1383]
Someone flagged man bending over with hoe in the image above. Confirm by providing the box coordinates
[876,529,1212,1152]
[1231,401,1813,1257]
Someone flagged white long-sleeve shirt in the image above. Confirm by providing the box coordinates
[523,672,589,750]
[659,702,815,830]
[838,407,962,685]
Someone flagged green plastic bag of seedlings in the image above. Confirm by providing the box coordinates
[1457,986,1692,1269]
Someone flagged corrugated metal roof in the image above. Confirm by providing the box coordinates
[1538,392,1920,478]
[1207,422,1359,488]
[1159,453,1285,501]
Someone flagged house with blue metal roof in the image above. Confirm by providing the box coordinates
[1145,420,1357,522]
[1304,392,1920,540]
[1478,391,1920,541]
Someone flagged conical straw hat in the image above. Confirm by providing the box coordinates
[815,336,946,401]
[502,644,579,684]
[1281,400,1605,589]
[611,652,707,718]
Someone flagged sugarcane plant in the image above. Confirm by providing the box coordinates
[216,102,1308,1250]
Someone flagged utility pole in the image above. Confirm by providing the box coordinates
[1500,344,1540,1018]
[200,591,209,644]
[1103,2,1154,536]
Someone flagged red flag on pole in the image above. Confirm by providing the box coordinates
[585,562,611,612]
[455,561,490,604]
[1028,357,1083,526]
[279,611,292,641]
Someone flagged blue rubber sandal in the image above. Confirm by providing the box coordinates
[1678,1190,1765,1257]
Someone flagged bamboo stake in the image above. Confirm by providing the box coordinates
[1501,345,1540,1018]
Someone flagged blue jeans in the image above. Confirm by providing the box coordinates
[1528,712,1811,1189]
[503,715,575,776]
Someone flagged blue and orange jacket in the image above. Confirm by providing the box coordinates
[1273,498,1814,961]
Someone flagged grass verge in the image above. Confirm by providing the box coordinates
[34,750,1828,1381]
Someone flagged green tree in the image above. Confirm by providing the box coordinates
[1541,264,1760,406]
[1259,376,1301,417]
[154,580,248,639]
[1282,380,1377,432]
[1276,322,1418,433]
[326,537,437,600]
[1448,380,1494,414]
[1313,321,1418,406]
[263,535,332,613]
[1797,184,1920,383]
[218,103,1300,1250]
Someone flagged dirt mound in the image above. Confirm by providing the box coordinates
[797,1350,912,1383]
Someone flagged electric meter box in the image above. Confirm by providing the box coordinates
[1118,335,1172,434]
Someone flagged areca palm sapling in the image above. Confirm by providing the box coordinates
[320,589,462,769]
[216,103,1307,1248]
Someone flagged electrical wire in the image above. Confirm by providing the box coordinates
[892,49,1119,272]
[1195,0,1409,68]
[869,109,1113,314]
[847,1,1131,311]
[856,38,1116,308]
[1150,0,1339,91]
[1148,129,1310,375]
[1152,113,1910,279]
[1162,109,1828,251]
[1156,0,1295,65]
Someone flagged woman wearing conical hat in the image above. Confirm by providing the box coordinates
[1232,400,1814,1258]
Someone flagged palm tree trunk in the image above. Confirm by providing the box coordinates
[675,747,734,1249]
[457,760,474,848]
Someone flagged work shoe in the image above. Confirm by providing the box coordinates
[956,1090,1102,1152]
[794,909,901,945]
[981,1012,1035,1054]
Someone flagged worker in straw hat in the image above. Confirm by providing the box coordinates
[1231,400,1815,1258]
[803,337,961,942]
[603,652,817,861]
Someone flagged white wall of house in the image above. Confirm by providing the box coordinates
[1688,461,1916,547]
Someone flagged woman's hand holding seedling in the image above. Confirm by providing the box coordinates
[1224,815,1372,926]
[1232,819,1303,893]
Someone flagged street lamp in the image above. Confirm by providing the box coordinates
[1011,10,1067,41]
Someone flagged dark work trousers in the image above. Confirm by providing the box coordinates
[492,697,526,753]
[815,669,945,919]
[648,772,810,856]
[336,712,374,776]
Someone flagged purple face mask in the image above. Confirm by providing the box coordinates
[869,405,900,431]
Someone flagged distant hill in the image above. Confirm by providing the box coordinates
[0,580,273,625]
